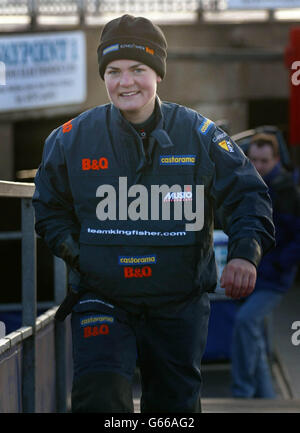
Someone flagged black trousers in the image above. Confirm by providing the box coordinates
[71,292,210,413]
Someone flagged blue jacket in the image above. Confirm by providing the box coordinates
[33,98,275,311]
[255,162,300,293]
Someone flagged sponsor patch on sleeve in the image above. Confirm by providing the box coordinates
[218,139,235,153]
[62,119,73,134]
[198,117,214,135]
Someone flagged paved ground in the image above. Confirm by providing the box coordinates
[133,280,300,413]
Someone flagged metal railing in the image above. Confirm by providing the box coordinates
[2,0,299,18]
[0,0,296,28]
[0,180,69,413]
[0,0,223,17]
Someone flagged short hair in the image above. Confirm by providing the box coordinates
[249,133,279,157]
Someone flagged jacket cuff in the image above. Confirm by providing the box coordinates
[227,238,262,268]
[55,233,80,271]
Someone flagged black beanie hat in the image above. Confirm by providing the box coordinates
[97,14,167,80]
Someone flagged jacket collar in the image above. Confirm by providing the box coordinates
[109,96,174,149]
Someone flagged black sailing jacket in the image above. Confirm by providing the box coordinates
[33,97,275,310]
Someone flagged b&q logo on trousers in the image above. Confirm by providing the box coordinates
[84,325,109,338]
[124,266,152,278]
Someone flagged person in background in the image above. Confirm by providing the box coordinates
[231,133,300,398]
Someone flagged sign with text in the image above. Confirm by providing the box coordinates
[0,31,86,112]
[228,0,300,8]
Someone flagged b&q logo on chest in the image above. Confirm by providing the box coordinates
[82,157,109,171]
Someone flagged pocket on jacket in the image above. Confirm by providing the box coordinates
[78,219,198,299]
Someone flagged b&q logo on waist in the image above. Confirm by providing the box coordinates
[124,266,152,279]
[82,158,109,170]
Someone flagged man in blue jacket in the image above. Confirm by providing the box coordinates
[33,15,275,412]
[231,133,300,398]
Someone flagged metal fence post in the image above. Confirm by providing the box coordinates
[268,9,275,22]
[197,0,204,22]
[29,0,38,30]
[21,198,37,413]
[78,0,85,26]
[54,257,68,412]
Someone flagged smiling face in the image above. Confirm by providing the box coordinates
[104,59,162,124]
